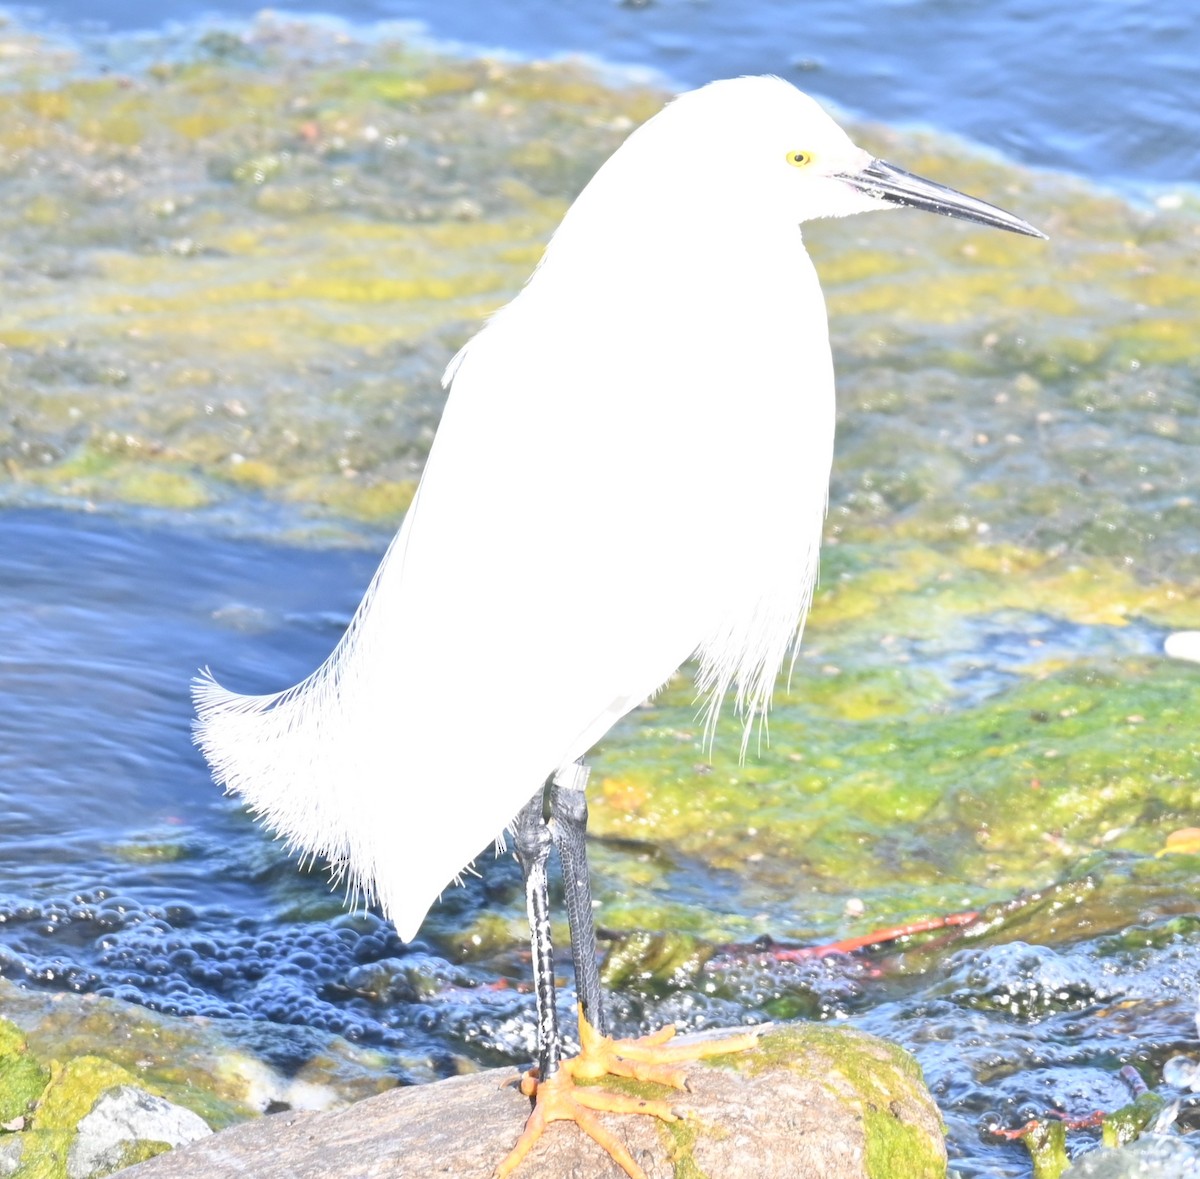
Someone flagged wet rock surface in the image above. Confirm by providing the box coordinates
[120,1025,947,1179]
[1060,1134,1200,1178]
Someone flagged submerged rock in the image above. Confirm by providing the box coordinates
[1060,1132,1200,1178]
[119,1024,946,1178]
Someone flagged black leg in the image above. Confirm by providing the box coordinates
[512,785,560,1080]
[550,760,607,1036]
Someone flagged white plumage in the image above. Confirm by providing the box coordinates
[194,76,1043,942]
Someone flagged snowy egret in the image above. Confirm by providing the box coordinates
[195,76,1044,1177]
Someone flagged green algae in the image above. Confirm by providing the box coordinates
[100,1138,173,1171]
[0,1020,49,1124]
[0,1056,156,1179]
[281,475,417,523]
[1101,1091,1166,1149]
[109,837,191,864]
[663,1127,707,1179]
[0,26,659,529]
[579,647,1200,945]
[0,15,1195,594]
[600,931,713,995]
[1023,1119,1069,1179]
[863,1106,946,1179]
[6,1065,179,1179]
[35,1056,149,1131]
[0,977,408,1132]
[0,1022,27,1057]
[449,910,523,963]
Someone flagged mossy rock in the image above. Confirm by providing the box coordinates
[115,1022,946,1179]
[702,1024,947,1179]
[34,1056,151,1132]
[0,1019,49,1125]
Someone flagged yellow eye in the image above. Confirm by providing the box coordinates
[786,150,814,168]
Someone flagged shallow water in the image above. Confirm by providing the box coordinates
[0,509,372,902]
[0,12,1197,1177]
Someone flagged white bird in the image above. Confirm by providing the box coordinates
[194,76,1044,1177]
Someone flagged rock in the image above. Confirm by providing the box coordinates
[67,1085,212,1179]
[119,1024,947,1178]
[1164,631,1200,664]
[0,976,418,1122]
[0,1136,21,1176]
[0,1050,214,1179]
[1061,1132,1200,1177]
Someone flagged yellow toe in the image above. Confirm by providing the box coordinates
[496,1009,757,1179]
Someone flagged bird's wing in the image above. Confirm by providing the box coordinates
[195,263,832,941]
[194,312,694,938]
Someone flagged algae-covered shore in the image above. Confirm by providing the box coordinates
[1,13,1199,1178]
[2,16,1198,560]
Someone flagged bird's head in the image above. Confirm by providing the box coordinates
[614,76,1046,240]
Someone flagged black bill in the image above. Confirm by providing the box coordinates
[839,158,1047,239]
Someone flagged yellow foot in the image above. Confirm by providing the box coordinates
[495,1008,759,1179]
[494,1063,676,1179]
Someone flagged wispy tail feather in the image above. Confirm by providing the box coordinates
[192,668,357,893]
[190,552,527,944]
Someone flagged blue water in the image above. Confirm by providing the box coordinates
[15,0,1199,192]
[0,510,375,907]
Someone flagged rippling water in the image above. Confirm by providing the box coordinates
[0,510,373,908]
